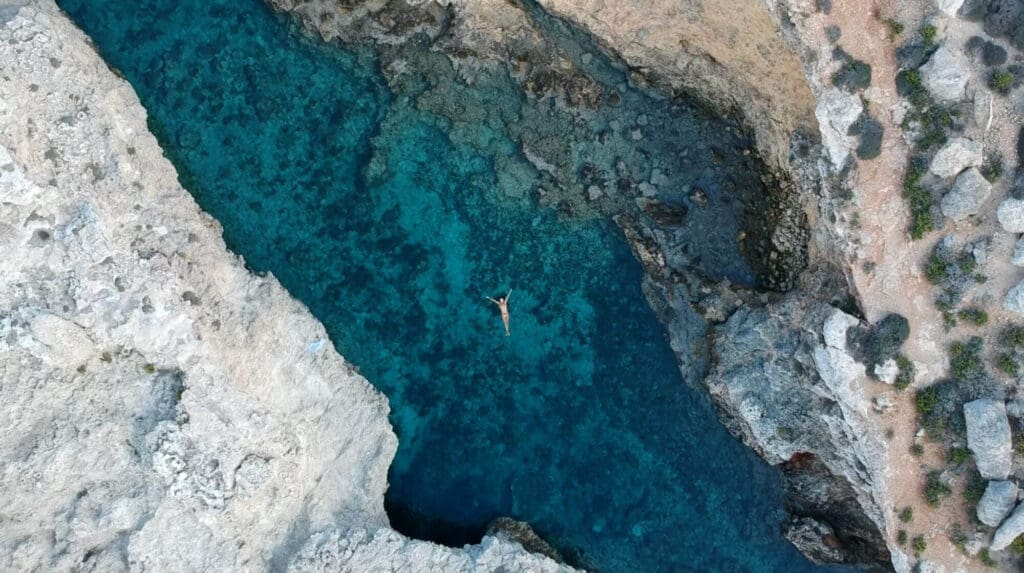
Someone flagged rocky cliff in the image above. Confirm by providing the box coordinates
[0,2,573,570]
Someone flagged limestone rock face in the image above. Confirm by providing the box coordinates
[992,502,1024,551]
[940,168,992,221]
[0,3,571,571]
[706,302,890,568]
[920,46,970,102]
[929,137,983,178]
[997,198,1024,232]
[963,399,1012,480]
[977,480,1018,527]
[815,89,864,169]
[936,0,965,16]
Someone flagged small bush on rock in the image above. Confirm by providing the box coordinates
[990,69,1015,94]
[912,534,927,555]
[924,470,952,506]
[899,506,914,522]
[958,307,989,326]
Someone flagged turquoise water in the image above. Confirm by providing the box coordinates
[60,1,828,571]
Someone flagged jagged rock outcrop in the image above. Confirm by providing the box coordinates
[919,46,970,102]
[977,480,1018,527]
[997,197,1024,233]
[0,3,572,571]
[705,302,890,569]
[993,502,1024,552]
[929,137,983,178]
[940,167,992,221]
[964,399,1012,480]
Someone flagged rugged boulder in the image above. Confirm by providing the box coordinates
[1005,281,1024,315]
[977,480,1018,527]
[940,168,992,221]
[920,46,970,102]
[992,502,1024,551]
[963,399,1012,480]
[997,197,1024,232]
[815,88,864,168]
[929,137,983,178]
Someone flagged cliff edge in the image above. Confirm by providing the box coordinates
[0,2,572,570]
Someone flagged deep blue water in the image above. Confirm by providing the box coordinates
[60,1,828,571]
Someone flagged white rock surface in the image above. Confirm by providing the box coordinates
[963,399,1012,480]
[940,167,991,221]
[814,88,863,169]
[919,46,970,102]
[977,480,1018,527]
[936,0,965,16]
[993,502,1024,551]
[998,198,1024,233]
[875,358,899,384]
[929,137,983,178]
[0,3,572,571]
[974,89,993,132]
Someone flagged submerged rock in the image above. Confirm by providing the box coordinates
[977,480,1018,527]
[940,167,991,221]
[963,399,1012,479]
[920,46,970,102]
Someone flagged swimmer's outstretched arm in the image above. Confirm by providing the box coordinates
[506,289,512,301]
[486,296,500,305]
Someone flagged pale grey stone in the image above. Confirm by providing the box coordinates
[940,168,992,221]
[929,137,983,178]
[936,0,964,16]
[872,392,895,413]
[1012,239,1024,267]
[1005,281,1024,315]
[875,358,899,384]
[815,88,863,168]
[998,198,1024,233]
[974,89,993,132]
[993,502,1024,551]
[920,46,970,102]
[964,399,1012,480]
[977,480,1019,527]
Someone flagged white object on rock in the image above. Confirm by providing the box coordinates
[929,137,983,178]
[998,198,1024,233]
[815,88,863,169]
[974,89,993,132]
[1005,281,1024,315]
[875,358,899,384]
[919,46,970,102]
[993,502,1024,551]
[978,480,1019,527]
[964,399,1012,479]
[1011,239,1024,267]
[936,0,964,16]
[940,168,992,221]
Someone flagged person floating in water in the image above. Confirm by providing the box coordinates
[487,289,512,336]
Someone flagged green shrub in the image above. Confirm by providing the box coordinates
[903,158,934,239]
[957,308,988,326]
[912,534,927,555]
[911,443,925,456]
[949,447,971,464]
[964,471,987,504]
[916,386,938,416]
[143,363,156,374]
[979,547,996,567]
[921,24,938,45]
[894,354,915,390]
[76,364,87,374]
[1001,326,1024,348]
[885,18,904,37]
[990,69,1014,95]
[833,58,873,91]
[899,506,913,523]
[1011,535,1024,554]
[981,154,1004,182]
[997,353,1019,376]
[897,529,907,545]
[951,523,968,552]
[925,253,949,283]
[924,471,952,506]
[950,337,985,382]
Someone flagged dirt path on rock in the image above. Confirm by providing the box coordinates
[825,1,981,569]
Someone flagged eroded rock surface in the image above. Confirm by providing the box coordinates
[0,3,571,571]
[963,399,1012,480]
[706,302,890,569]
